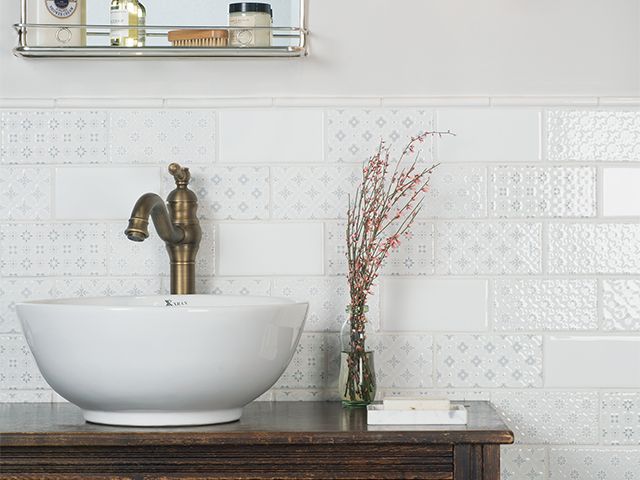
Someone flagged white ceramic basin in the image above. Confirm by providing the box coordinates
[17,295,307,427]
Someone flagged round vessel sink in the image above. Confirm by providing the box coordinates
[17,295,308,427]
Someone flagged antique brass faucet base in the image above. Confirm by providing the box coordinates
[125,163,202,295]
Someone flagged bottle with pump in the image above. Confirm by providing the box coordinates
[110,0,146,47]
[28,0,87,47]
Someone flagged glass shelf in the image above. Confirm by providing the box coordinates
[13,0,308,58]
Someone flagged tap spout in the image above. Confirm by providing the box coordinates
[125,193,185,245]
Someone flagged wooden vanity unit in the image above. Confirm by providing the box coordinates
[0,401,513,480]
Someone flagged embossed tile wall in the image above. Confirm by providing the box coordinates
[1,102,640,477]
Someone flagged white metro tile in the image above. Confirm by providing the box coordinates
[549,448,640,480]
[490,166,596,218]
[437,108,541,163]
[110,110,216,164]
[220,109,323,163]
[325,221,434,276]
[548,223,640,274]
[421,164,487,218]
[0,334,48,390]
[434,222,542,275]
[601,392,640,445]
[603,168,640,216]
[0,278,56,334]
[0,167,51,220]
[326,108,434,163]
[545,336,640,388]
[195,278,271,297]
[381,278,488,332]
[272,277,380,332]
[603,280,640,331]
[547,110,640,161]
[500,446,546,480]
[492,391,599,444]
[435,335,542,388]
[493,279,598,331]
[1,110,108,165]
[55,167,160,220]
[217,223,323,276]
[0,223,107,277]
[54,277,161,298]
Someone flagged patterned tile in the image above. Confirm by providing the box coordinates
[325,221,434,276]
[1,110,108,164]
[326,108,434,163]
[0,389,52,402]
[492,391,599,444]
[603,280,640,331]
[0,278,56,334]
[0,334,48,390]
[548,224,640,274]
[54,277,161,298]
[380,390,491,401]
[548,110,640,161]
[272,277,379,332]
[195,278,271,297]
[108,222,215,277]
[501,446,546,480]
[0,223,107,277]
[370,334,433,389]
[549,448,640,479]
[273,389,341,402]
[493,279,598,331]
[435,335,542,388]
[110,110,215,164]
[161,165,269,220]
[601,393,640,445]
[272,165,361,219]
[420,165,487,218]
[490,166,596,218]
[434,222,542,275]
[274,333,339,390]
[0,167,51,220]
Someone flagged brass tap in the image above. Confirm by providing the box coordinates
[125,163,202,295]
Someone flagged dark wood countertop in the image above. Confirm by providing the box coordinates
[0,401,513,447]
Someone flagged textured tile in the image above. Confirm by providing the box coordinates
[549,448,640,479]
[1,110,108,164]
[0,278,56,334]
[371,334,433,389]
[0,223,107,277]
[601,393,640,445]
[161,165,269,220]
[545,336,640,388]
[500,446,546,480]
[435,335,542,388]
[490,166,596,218]
[272,277,379,332]
[272,165,360,219]
[0,389,52,402]
[54,277,161,298]
[108,222,215,277]
[603,280,640,331]
[434,222,542,275]
[548,224,640,274]
[492,391,599,444]
[274,333,339,390]
[273,389,341,402]
[0,334,48,390]
[380,390,490,401]
[493,279,598,331]
[195,278,271,297]
[326,108,434,163]
[110,110,215,164]
[325,221,434,276]
[421,165,487,218]
[548,110,640,161]
[0,167,51,220]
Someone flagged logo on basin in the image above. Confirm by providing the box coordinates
[165,299,188,307]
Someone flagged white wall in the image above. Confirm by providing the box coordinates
[1,0,639,98]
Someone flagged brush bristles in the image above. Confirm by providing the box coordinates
[172,37,228,47]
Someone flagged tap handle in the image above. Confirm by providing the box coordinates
[168,163,191,187]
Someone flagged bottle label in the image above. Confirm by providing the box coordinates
[45,0,78,19]
[110,8,129,40]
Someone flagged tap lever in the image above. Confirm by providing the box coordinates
[168,163,191,187]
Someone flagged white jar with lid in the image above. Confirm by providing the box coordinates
[228,2,272,47]
[27,0,87,47]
